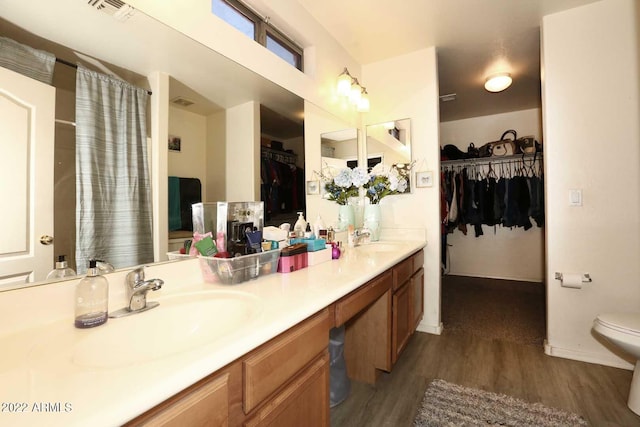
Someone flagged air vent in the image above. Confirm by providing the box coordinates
[439,93,457,102]
[87,0,135,22]
[171,97,195,107]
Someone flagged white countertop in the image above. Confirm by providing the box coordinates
[0,239,425,426]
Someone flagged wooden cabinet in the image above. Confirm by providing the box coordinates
[391,250,424,366]
[392,280,412,364]
[128,309,330,427]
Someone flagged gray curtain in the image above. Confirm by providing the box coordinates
[0,36,55,84]
[75,65,153,273]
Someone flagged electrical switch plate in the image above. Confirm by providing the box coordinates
[569,189,582,206]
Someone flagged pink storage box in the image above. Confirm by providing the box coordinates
[278,252,308,273]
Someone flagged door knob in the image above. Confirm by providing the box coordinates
[40,235,54,245]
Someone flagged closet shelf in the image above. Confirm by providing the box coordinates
[441,152,542,167]
[261,146,297,165]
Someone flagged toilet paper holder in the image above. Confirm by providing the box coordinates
[554,272,592,282]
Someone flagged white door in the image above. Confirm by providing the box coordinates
[0,66,55,289]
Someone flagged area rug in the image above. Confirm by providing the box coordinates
[414,379,588,426]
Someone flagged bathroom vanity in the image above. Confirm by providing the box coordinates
[0,239,425,427]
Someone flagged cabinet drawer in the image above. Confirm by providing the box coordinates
[243,309,330,414]
[244,352,329,427]
[392,257,413,291]
[335,270,392,326]
[127,369,233,427]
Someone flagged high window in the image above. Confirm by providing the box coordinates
[212,0,303,71]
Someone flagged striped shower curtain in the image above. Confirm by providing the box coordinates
[75,65,153,273]
[0,36,55,84]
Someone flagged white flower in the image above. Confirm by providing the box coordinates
[351,167,369,187]
[388,173,399,191]
[334,168,353,188]
[371,163,385,175]
[397,177,408,193]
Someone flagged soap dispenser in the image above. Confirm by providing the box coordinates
[74,260,109,329]
[293,212,307,237]
[46,255,76,280]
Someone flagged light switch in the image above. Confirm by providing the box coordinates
[569,189,582,206]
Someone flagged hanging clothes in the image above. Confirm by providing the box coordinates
[440,155,544,238]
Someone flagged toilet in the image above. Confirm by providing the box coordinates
[593,312,640,415]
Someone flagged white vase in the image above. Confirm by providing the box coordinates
[363,203,381,241]
[337,204,355,231]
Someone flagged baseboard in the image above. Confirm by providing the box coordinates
[544,339,634,370]
[444,272,543,283]
[417,321,443,335]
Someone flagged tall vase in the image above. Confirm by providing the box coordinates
[337,204,355,231]
[363,203,381,242]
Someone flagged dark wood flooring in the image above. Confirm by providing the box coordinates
[331,276,640,426]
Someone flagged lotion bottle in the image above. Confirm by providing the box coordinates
[293,212,307,237]
[74,260,109,329]
[46,255,76,280]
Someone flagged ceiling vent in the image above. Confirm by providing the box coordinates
[87,0,136,22]
[439,93,457,102]
[171,97,195,107]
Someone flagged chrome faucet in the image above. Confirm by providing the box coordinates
[353,228,371,246]
[110,266,164,318]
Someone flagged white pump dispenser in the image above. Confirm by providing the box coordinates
[293,212,307,237]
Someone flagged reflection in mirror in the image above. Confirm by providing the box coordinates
[0,3,303,290]
[366,119,412,191]
[321,128,359,171]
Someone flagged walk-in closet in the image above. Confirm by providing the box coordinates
[438,108,546,346]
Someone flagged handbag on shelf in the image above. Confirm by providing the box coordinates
[490,129,517,157]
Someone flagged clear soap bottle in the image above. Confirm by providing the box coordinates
[74,259,109,329]
[46,255,76,280]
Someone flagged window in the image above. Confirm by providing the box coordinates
[212,0,303,71]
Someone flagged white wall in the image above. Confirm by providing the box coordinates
[440,108,544,282]
[362,48,442,334]
[168,106,207,198]
[205,110,226,202]
[226,101,260,201]
[542,0,640,369]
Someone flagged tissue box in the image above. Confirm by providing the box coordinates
[307,248,331,266]
[290,238,327,252]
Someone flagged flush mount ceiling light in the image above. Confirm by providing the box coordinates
[484,72,512,92]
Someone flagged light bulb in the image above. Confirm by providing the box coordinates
[336,67,352,97]
[357,88,370,112]
[349,78,361,105]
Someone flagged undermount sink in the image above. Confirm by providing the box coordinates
[36,290,262,369]
[356,242,403,253]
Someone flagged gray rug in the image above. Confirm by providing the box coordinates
[414,379,589,426]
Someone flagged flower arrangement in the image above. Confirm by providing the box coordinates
[363,163,412,204]
[320,166,369,205]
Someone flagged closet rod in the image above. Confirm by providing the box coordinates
[55,58,153,96]
[55,119,76,127]
[441,152,542,167]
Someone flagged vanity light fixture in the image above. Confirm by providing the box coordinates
[336,66,370,112]
[484,72,512,93]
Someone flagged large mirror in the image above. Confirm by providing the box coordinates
[0,1,304,290]
[365,119,412,190]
